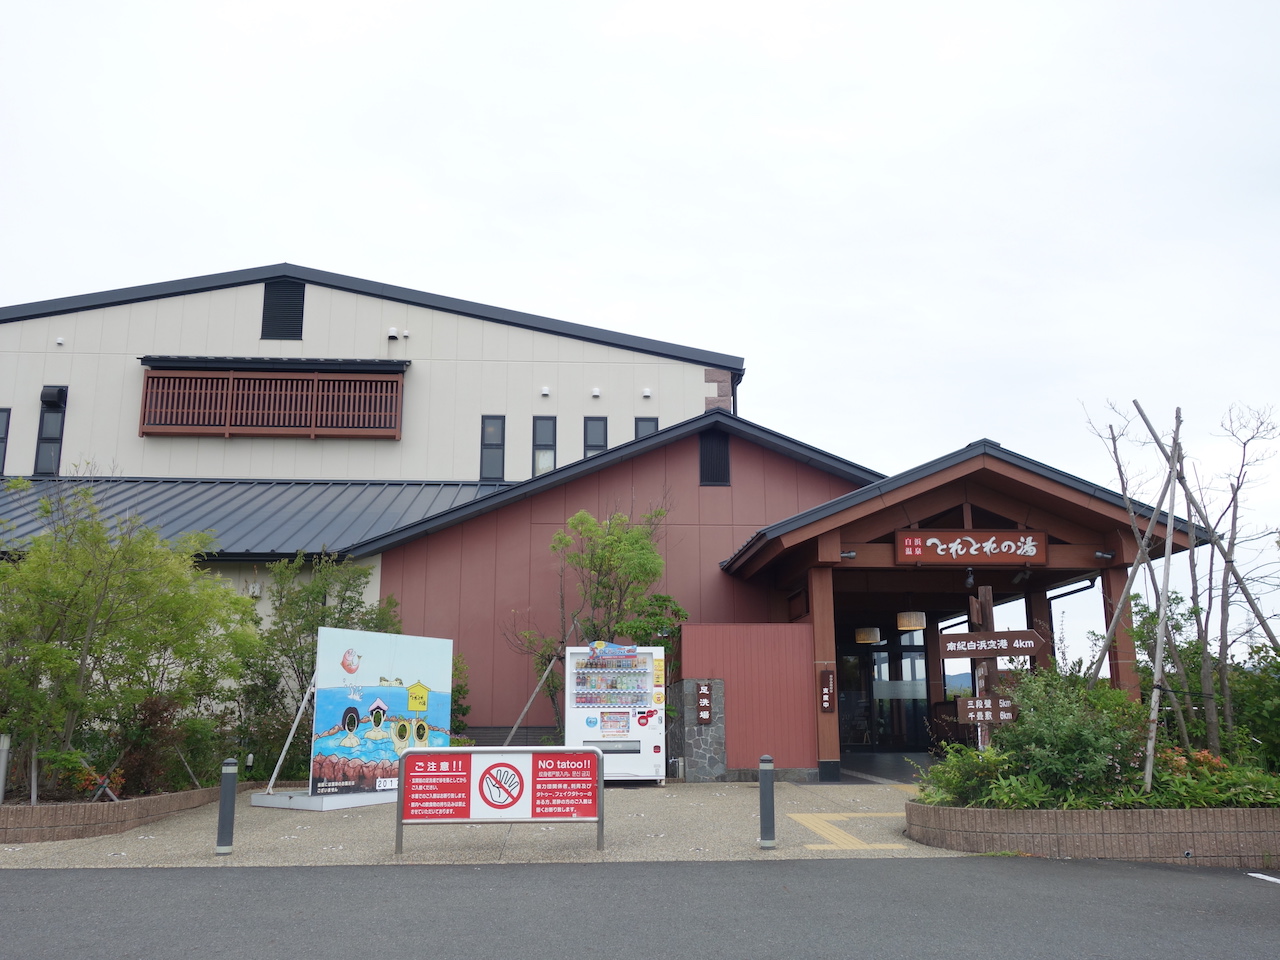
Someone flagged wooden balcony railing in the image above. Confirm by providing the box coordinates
[140,370,403,439]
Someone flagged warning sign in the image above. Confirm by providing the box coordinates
[479,762,524,809]
[532,752,599,818]
[400,748,602,823]
[401,753,471,820]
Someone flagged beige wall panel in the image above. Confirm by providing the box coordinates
[124,300,160,354]
[229,284,264,353]
[177,292,214,355]
[151,296,188,356]
[291,439,324,479]
[480,321,510,361]
[248,441,277,478]
[270,439,298,479]
[428,309,459,360]
[455,314,484,360]
[195,437,229,479]
[165,439,201,478]
[218,441,255,478]
[319,439,352,477]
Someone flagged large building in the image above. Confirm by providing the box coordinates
[0,266,1195,781]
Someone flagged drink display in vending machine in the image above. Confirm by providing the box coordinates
[563,642,665,781]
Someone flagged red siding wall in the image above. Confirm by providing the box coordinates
[682,623,818,771]
[379,434,857,728]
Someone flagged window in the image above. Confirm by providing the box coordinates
[481,416,506,480]
[34,386,67,477]
[533,416,556,477]
[700,430,730,485]
[0,408,9,475]
[261,279,305,339]
[584,417,607,457]
[635,417,659,439]
[139,369,403,439]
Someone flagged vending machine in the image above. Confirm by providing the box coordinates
[564,643,665,781]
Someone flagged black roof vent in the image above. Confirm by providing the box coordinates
[261,279,305,340]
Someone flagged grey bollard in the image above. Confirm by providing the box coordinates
[759,754,776,849]
[215,757,238,856]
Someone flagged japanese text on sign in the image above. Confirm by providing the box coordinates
[896,530,1047,565]
[696,682,713,725]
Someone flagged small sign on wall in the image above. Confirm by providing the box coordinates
[819,670,836,713]
[696,682,714,725]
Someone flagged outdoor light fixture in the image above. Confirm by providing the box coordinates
[897,611,927,631]
[839,550,858,560]
[1095,550,1115,560]
[964,567,975,589]
[855,627,881,645]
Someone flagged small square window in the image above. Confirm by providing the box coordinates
[635,417,659,439]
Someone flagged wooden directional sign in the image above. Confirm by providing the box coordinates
[939,630,1048,659]
[955,696,1019,724]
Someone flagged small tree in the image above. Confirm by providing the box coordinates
[0,479,259,799]
[506,508,686,739]
[236,552,400,779]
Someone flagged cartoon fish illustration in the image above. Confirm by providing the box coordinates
[340,648,361,674]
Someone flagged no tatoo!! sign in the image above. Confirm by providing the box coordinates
[399,747,601,822]
[396,747,605,854]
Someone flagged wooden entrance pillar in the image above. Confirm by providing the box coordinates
[1101,566,1140,698]
[1024,589,1055,670]
[807,564,840,782]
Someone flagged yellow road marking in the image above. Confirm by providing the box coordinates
[788,813,907,850]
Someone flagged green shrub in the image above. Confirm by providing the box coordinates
[915,743,1012,806]
[991,668,1147,797]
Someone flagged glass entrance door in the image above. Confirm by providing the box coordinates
[839,628,929,752]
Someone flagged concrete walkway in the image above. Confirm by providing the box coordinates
[0,779,967,868]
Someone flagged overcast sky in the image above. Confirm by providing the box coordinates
[3,2,1277,658]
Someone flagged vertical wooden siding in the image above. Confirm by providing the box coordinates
[682,623,818,771]
[380,434,860,729]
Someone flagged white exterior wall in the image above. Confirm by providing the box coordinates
[0,283,723,481]
[211,556,384,624]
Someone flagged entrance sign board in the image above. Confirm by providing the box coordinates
[940,630,1048,659]
[396,746,605,854]
[895,530,1047,565]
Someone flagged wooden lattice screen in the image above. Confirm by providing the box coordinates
[140,370,403,439]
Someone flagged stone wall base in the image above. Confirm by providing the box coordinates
[0,781,301,844]
[905,800,1280,869]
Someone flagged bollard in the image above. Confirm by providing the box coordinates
[0,734,9,805]
[759,754,776,849]
[215,757,238,856]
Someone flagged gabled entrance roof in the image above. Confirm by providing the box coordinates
[721,438,1203,582]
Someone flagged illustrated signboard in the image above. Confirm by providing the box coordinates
[311,627,453,797]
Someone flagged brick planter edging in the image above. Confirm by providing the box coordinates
[905,799,1280,869]
[0,781,302,844]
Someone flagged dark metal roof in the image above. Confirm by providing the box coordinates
[720,438,1209,572]
[0,412,881,561]
[140,356,411,374]
[343,409,885,557]
[1,264,746,377]
[0,478,510,560]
